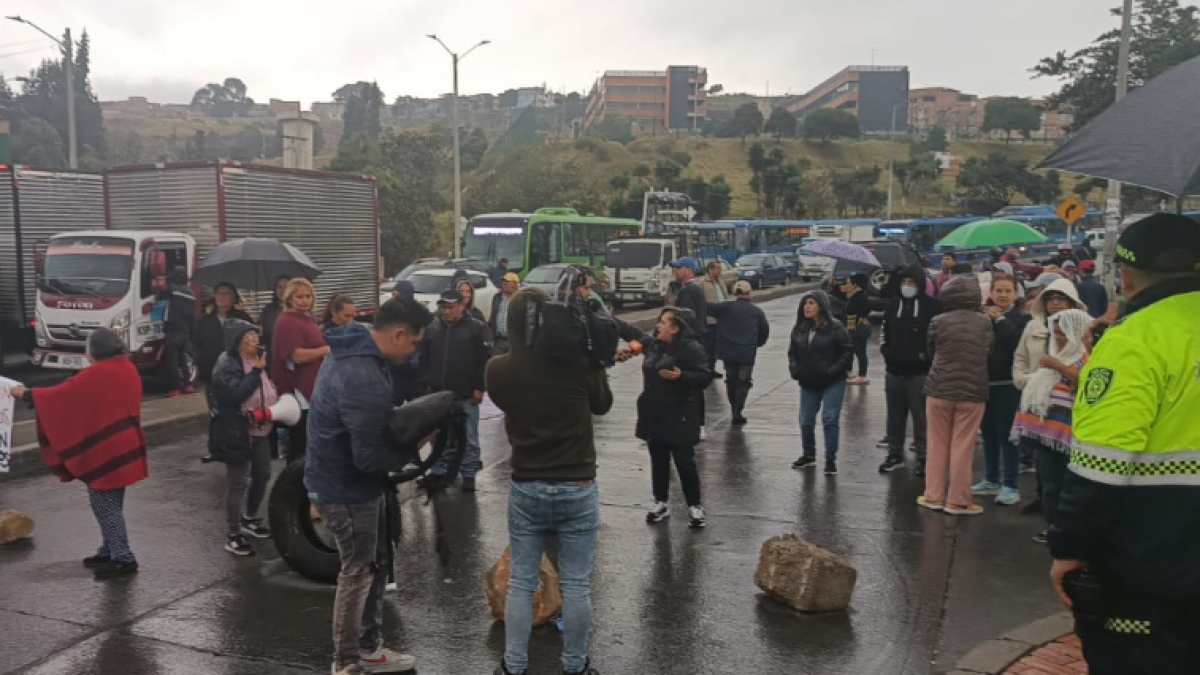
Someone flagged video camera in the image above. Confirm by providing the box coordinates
[524,265,620,368]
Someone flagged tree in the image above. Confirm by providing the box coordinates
[914,125,949,154]
[12,30,106,163]
[335,81,386,139]
[631,163,651,178]
[459,127,489,171]
[894,152,941,206]
[799,174,836,218]
[982,97,1042,141]
[12,118,64,167]
[764,107,797,140]
[191,77,255,118]
[957,154,1060,214]
[831,166,883,216]
[653,160,683,186]
[746,143,768,207]
[718,102,764,145]
[801,108,861,143]
[705,175,733,220]
[1034,0,1200,130]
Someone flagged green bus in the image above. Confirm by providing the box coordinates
[462,207,641,278]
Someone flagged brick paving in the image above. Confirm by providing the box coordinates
[1004,633,1087,674]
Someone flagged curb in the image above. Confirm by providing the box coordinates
[1,283,812,483]
[948,612,1074,674]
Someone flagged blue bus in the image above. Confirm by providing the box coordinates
[908,216,986,258]
[688,221,748,264]
[742,220,813,257]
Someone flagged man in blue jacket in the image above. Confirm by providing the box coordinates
[305,297,432,675]
[706,280,769,425]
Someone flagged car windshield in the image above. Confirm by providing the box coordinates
[605,241,663,268]
[407,274,455,295]
[462,219,527,270]
[525,266,565,283]
[41,237,135,297]
[737,255,771,266]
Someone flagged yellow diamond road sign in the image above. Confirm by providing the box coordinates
[1057,197,1085,226]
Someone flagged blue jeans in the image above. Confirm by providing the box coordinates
[799,380,847,460]
[432,399,482,479]
[505,480,601,675]
[981,384,1021,489]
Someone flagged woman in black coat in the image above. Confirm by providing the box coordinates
[618,307,713,529]
[193,281,255,383]
[788,290,854,474]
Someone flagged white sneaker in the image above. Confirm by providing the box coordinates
[359,646,416,673]
[332,664,364,675]
[646,501,669,523]
[688,505,707,529]
[699,426,707,442]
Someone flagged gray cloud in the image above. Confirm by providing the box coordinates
[3,0,1116,104]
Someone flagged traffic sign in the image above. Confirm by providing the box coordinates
[1057,197,1086,226]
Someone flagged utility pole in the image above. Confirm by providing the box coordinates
[1102,0,1133,296]
[428,34,490,258]
[885,101,905,220]
[7,16,76,168]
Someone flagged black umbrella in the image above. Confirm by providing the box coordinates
[193,238,321,290]
[1036,54,1200,201]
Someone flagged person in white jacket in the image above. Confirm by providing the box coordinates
[1010,276,1087,521]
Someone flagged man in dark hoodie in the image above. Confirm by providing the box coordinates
[159,266,197,397]
[486,288,613,675]
[879,264,941,475]
[305,297,432,675]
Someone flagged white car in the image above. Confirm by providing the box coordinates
[404,268,497,321]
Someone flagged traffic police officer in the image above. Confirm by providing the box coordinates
[1049,213,1200,674]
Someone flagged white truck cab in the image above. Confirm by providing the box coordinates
[605,238,678,307]
[33,230,196,374]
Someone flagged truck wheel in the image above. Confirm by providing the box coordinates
[268,458,341,584]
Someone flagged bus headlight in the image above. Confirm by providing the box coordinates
[34,312,50,347]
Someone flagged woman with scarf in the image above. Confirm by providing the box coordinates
[618,307,713,529]
[1011,309,1092,544]
[320,293,357,334]
[271,278,329,463]
[8,328,147,580]
[208,319,278,556]
[193,281,255,382]
[788,291,854,475]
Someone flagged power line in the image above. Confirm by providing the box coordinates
[0,45,52,60]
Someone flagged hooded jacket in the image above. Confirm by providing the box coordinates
[1012,278,1086,390]
[420,312,492,399]
[632,314,712,446]
[924,276,993,402]
[195,293,254,381]
[304,322,397,504]
[880,264,942,377]
[787,291,854,390]
[485,289,614,481]
[207,319,269,463]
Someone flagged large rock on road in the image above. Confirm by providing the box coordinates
[755,534,856,612]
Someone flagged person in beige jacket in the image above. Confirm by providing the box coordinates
[699,260,732,377]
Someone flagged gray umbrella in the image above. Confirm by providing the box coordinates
[1036,54,1200,199]
[193,238,321,290]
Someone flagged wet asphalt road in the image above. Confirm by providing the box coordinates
[0,296,1063,675]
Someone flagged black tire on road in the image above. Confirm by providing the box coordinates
[269,458,341,584]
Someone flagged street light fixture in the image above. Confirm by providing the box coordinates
[885,101,907,220]
[428,34,491,258]
[7,15,76,169]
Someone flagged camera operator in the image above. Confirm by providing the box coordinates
[304,298,432,675]
[487,286,613,675]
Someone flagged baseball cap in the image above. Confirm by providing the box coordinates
[437,289,464,305]
[732,280,752,295]
[1026,272,1064,290]
[501,272,520,283]
[1116,213,1200,272]
[1062,260,1077,270]
[668,256,699,272]
[992,261,1015,276]
[1079,260,1096,273]
[392,280,416,300]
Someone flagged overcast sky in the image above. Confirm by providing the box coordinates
[2,0,1119,105]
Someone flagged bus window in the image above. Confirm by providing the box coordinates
[566,224,592,258]
[529,222,562,269]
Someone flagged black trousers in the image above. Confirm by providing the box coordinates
[161,336,190,392]
[285,410,309,464]
[1077,598,1200,674]
[648,441,701,507]
[724,361,754,415]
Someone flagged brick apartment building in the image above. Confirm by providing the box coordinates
[787,65,909,133]
[909,87,1074,141]
[583,66,707,134]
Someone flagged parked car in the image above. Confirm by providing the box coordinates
[404,268,497,321]
[395,257,491,281]
[521,263,572,296]
[734,253,792,289]
[825,240,926,312]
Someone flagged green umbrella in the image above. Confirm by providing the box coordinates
[935,219,1048,249]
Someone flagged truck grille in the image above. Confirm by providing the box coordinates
[47,324,94,345]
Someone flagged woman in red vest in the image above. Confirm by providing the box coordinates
[9,328,148,580]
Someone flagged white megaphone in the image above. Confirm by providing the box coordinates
[247,393,302,427]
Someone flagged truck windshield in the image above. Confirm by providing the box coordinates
[463,219,527,270]
[41,237,135,297]
[605,241,662,268]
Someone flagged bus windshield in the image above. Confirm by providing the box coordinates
[605,241,663,268]
[41,237,135,297]
[463,219,527,270]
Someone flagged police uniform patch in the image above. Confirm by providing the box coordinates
[1084,367,1114,405]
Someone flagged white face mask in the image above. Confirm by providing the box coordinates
[901,286,918,299]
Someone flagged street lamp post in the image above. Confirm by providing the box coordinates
[885,101,906,220]
[428,34,490,258]
[7,16,76,169]
[1102,0,1134,297]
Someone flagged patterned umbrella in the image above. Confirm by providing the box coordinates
[800,239,881,267]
